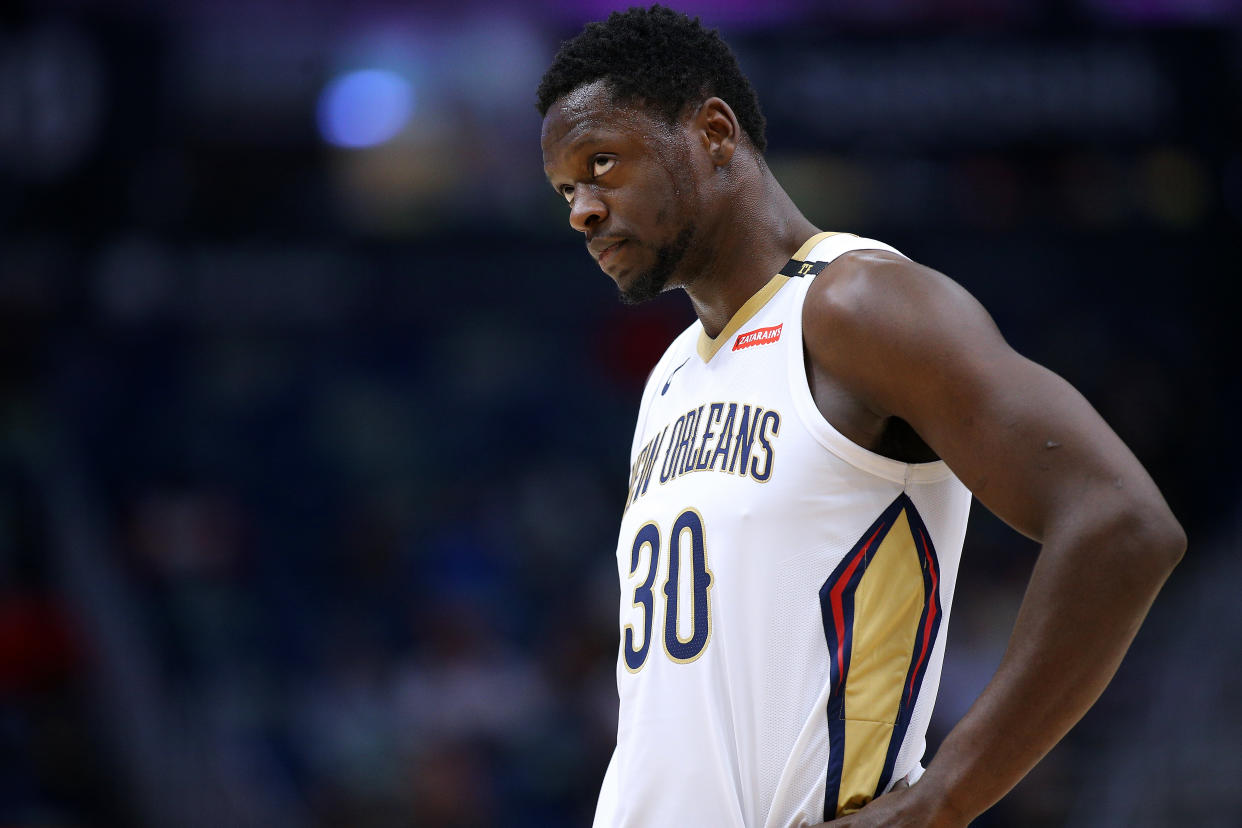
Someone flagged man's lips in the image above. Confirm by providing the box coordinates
[598,240,625,266]
[590,239,627,267]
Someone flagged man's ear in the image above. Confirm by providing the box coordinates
[695,97,739,167]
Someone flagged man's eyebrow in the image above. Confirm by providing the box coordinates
[544,135,612,184]
[562,133,611,156]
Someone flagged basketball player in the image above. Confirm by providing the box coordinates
[537,7,1184,826]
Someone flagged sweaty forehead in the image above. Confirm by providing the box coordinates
[549,79,616,127]
[541,80,669,161]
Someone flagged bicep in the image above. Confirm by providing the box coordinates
[909,352,1141,542]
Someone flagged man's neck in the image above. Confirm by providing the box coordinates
[684,171,818,339]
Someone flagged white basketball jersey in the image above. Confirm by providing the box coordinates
[593,233,972,827]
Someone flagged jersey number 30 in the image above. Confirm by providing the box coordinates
[624,509,714,671]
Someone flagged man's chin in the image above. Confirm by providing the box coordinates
[618,269,671,305]
[614,225,694,305]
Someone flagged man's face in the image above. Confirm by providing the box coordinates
[541,81,703,304]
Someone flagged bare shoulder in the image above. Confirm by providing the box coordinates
[803,248,1177,543]
[804,250,999,343]
[802,249,1007,423]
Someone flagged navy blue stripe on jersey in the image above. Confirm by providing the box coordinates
[819,501,897,820]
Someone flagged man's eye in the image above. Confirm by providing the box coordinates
[592,157,616,176]
[560,184,575,203]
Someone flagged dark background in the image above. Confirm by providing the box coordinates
[2,1,1239,826]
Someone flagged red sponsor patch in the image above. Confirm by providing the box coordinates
[732,323,783,351]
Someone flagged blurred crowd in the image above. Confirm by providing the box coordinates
[2,1,1240,826]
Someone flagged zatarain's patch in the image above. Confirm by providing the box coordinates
[733,324,783,351]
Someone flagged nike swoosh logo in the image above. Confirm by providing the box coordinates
[661,357,691,395]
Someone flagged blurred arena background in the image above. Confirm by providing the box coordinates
[1,1,1239,826]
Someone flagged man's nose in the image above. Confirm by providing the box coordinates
[568,186,607,233]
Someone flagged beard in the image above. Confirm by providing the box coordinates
[618,224,696,305]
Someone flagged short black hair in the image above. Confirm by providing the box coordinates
[537,4,768,154]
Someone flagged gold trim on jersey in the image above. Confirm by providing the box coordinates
[696,274,789,362]
[837,507,924,814]
[695,231,846,363]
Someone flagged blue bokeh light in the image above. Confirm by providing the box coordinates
[317,69,414,149]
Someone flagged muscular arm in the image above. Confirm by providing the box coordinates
[805,251,1185,826]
